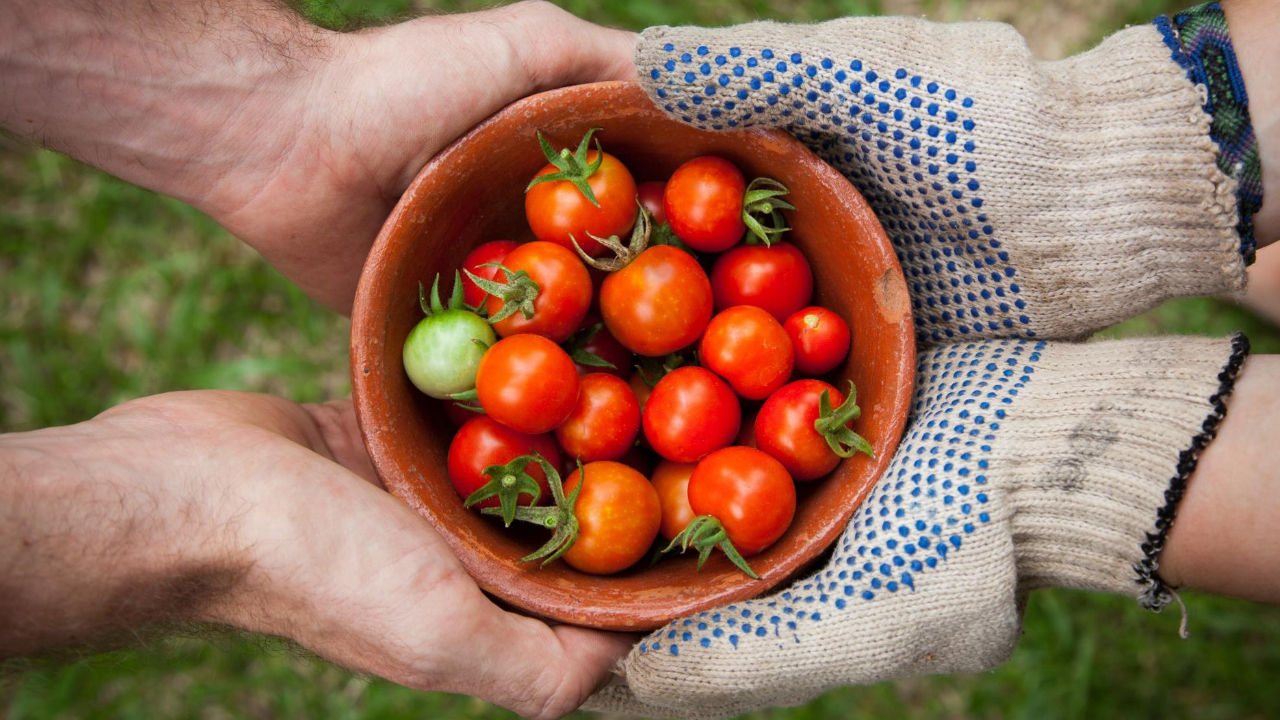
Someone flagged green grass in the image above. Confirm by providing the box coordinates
[4,1,1280,718]
[0,149,351,430]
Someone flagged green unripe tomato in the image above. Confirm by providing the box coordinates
[402,308,496,398]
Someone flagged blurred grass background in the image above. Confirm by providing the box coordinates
[4,0,1280,718]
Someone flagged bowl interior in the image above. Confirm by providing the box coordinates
[350,82,914,631]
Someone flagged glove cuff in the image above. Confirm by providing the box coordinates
[1004,24,1245,340]
[1002,333,1249,607]
[1159,4,1263,264]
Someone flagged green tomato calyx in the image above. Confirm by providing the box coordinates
[742,176,794,246]
[646,216,692,252]
[466,453,549,527]
[526,128,606,207]
[463,264,541,324]
[481,456,582,567]
[570,202,652,273]
[418,270,469,316]
[663,515,759,579]
[813,381,875,459]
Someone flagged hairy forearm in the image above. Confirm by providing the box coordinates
[0,0,331,215]
[0,414,250,657]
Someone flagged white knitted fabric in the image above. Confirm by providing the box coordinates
[585,334,1245,718]
[636,18,1245,344]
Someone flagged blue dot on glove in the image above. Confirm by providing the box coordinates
[644,43,1034,344]
[640,339,1045,657]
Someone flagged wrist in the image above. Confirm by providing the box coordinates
[1003,335,1248,608]
[1221,0,1280,248]
[1158,353,1280,603]
[1160,3,1269,262]
[0,408,252,655]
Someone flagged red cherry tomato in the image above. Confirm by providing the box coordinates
[651,459,698,542]
[526,148,637,257]
[784,306,852,376]
[562,461,661,574]
[484,241,592,343]
[643,366,740,463]
[446,415,561,508]
[699,305,795,400]
[755,379,848,481]
[663,156,747,252]
[555,373,641,463]
[599,245,712,357]
[460,239,519,309]
[688,446,795,556]
[475,334,579,434]
[709,242,814,321]
[636,180,668,225]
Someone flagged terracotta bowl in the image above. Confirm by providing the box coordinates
[350,81,914,631]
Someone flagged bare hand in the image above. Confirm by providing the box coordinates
[205,2,638,312]
[1,390,632,720]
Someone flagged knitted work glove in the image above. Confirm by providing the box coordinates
[634,11,1255,344]
[587,333,1247,718]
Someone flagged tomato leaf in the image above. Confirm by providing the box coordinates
[447,269,467,310]
[569,348,615,369]
[447,387,478,403]
[563,323,617,370]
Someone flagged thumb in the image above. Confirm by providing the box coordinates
[485,0,639,92]
[302,398,380,487]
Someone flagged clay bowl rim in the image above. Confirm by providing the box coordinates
[349,80,915,631]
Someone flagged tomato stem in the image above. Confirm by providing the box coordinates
[482,455,583,566]
[571,203,652,273]
[526,128,606,207]
[463,264,541,323]
[742,177,795,246]
[466,453,549,526]
[663,515,759,579]
[814,382,875,459]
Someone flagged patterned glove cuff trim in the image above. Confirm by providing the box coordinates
[1135,331,1250,611]
[1155,4,1262,265]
